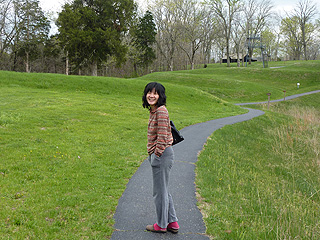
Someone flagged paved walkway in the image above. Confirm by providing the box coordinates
[111,90,320,240]
[235,90,320,106]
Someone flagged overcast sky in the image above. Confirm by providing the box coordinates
[40,0,315,13]
[39,0,319,34]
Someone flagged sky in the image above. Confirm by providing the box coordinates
[39,0,314,13]
[39,0,319,34]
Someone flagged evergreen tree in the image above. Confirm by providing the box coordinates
[132,11,156,70]
[43,35,64,73]
[57,0,136,76]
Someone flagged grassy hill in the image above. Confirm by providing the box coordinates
[141,60,320,103]
[0,60,319,239]
[0,70,242,239]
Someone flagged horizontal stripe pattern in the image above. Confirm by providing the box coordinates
[147,105,173,156]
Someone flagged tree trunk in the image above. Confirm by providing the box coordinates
[91,61,98,76]
[226,41,230,67]
[237,50,240,67]
[241,49,244,67]
[25,51,30,73]
[65,52,69,75]
[169,57,173,71]
[133,61,138,76]
[249,48,253,64]
[190,51,195,70]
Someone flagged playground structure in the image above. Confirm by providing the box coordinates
[246,35,268,68]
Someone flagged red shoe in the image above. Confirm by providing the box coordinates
[146,223,167,233]
[167,222,179,233]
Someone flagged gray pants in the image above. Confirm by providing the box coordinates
[148,146,178,228]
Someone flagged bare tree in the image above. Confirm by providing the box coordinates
[0,0,15,68]
[280,0,318,60]
[206,0,242,67]
[214,24,226,64]
[292,0,317,60]
[307,39,320,60]
[281,16,303,60]
[176,0,208,70]
[201,10,216,65]
[151,0,182,71]
[261,28,278,61]
[243,0,273,63]
[231,11,247,67]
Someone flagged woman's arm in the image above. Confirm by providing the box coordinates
[154,107,171,157]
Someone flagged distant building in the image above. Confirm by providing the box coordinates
[222,54,257,63]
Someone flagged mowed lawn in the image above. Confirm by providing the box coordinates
[141,60,320,103]
[1,61,319,239]
[0,71,243,239]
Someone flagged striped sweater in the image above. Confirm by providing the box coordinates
[147,105,173,156]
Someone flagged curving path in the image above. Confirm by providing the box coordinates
[111,90,320,240]
[235,90,320,106]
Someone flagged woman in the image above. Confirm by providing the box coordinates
[142,82,179,234]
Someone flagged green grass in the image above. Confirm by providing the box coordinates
[196,93,320,239]
[1,60,319,239]
[141,60,320,103]
[0,71,243,239]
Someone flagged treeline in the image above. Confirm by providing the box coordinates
[0,0,319,77]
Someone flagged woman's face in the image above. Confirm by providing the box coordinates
[146,88,159,109]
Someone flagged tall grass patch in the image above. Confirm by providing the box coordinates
[196,93,320,239]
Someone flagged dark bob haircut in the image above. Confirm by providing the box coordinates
[142,82,167,110]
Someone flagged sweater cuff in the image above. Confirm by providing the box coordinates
[154,150,162,157]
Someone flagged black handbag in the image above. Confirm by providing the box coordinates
[170,120,184,145]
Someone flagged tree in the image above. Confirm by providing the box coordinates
[132,10,156,72]
[280,15,318,60]
[151,0,181,71]
[206,0,242,67]
[13,0,50,72]
[279,0,318,61]
[231,11,247,67]
[291,0,317,60]
[214,28,226,64]
[201,10,216,65]
[0,0,14,69]
[280,16,303,60]
[261,28,278,61]
[57,0,136,76]
[176,0,208,70]
[243,0,273,64]
[0,0,14,55]
[43,35,64,73]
